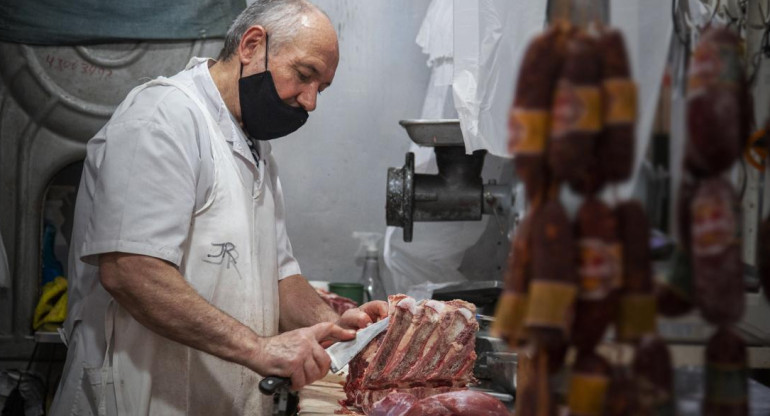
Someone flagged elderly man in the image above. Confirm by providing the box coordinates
[50,1,387,415]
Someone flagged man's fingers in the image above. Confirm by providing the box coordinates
[312,343,331,373]
[311,322,355,342]
[291,369,306,392]
[347,309,373,328]
[361,301,388,321]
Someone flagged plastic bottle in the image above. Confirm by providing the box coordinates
[353,232,386,302]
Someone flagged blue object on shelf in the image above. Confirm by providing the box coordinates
[41,222,64,285]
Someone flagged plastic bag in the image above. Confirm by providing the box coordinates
[452,0,548,158]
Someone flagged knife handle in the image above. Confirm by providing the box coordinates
[259,376,291,395]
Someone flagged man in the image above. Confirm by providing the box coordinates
[50,1,387,414]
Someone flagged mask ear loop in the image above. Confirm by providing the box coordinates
[264,33,270,70]
[239,32,270,77]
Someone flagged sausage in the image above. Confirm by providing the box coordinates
[492,210,535,346]
[704,327,748,416]
[514,345,556,416]
[604,366,637,416]
[691,178,744,325]
[571,198,620,351]
[526,198,578,352]
[685,26,749,177]
[566,351,611,416]
[614,201,657,343]
[548,29,603,188]
[760,217,770,303]
[597,28,636,183]
[633,335,675,415]
[509,24,568,203]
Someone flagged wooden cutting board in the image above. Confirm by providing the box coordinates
[298,372,364,415]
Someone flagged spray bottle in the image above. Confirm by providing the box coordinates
[353,232,386,302]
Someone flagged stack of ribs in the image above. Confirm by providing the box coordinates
[344,294,481,413]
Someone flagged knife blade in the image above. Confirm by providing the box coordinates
[327,316,389,373]
[258,316,390,395]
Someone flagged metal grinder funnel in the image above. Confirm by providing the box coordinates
[386,120,511,242]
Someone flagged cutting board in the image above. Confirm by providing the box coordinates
[298,372,364,415]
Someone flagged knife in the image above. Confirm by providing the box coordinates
[258,317,390,395]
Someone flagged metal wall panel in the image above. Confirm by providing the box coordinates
[0,40,222,355]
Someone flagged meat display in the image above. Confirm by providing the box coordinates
[369,391,509,416]
[315,288,358,315]
[344,295,481,413]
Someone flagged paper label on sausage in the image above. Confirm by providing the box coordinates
[688,41,743,98]
[508,109,550,155]
[603,78,637,125]
[551,81,602,137]
[525,280,576,331]
[578,238,616,299]
[492,292,529,343]
[616,294,657,341]
[692,189,737,257]
[567,372,609,415]
[706,363,748,405]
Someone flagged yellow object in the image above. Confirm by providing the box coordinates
[525,280,577,331]
[508,109,550,155]
[567,372,610,415]
[33,276,68,331]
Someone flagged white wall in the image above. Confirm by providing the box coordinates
[270,0,432,283]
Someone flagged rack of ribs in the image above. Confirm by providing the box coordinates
[343,294,481,413]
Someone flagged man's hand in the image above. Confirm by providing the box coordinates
[251,322,355,390]
[336,301,389,331]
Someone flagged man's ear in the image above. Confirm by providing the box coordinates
[238,25,267,70]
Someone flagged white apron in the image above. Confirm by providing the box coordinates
[69,73,281,415]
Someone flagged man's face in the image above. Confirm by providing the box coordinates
[254,15,338,113]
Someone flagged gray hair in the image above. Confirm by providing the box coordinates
[218,0,321,61]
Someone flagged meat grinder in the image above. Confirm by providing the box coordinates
[386,119,513,242]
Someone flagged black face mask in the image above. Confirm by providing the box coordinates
[239,34,309,141]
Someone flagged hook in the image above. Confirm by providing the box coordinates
[747,0,770,86]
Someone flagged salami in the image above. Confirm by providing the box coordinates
[492,210,535,346]
[597,28,636,183]
[566,352,611,416]
[509,24,568,202]
[686,26,749,177]
[633,335,675,415]
[605,366,637,416]
[691,178,744,325]
[615,201,657,342]
[548,29,603,187]
[704,327,748,416]
[513,346,556,416]
[571,198,620,351]
[526,198,578,351]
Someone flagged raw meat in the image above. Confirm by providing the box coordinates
[345,295,480,413]
[315,288,358,315]
[368,393,417,416]
[370,391,509,416]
